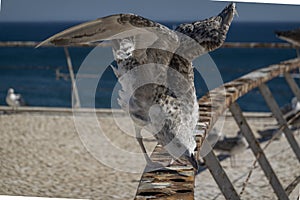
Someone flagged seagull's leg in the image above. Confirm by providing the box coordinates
[231,155,237,168]
[234,155,236,167]
[135,126,165,170]
[135,126,152,164]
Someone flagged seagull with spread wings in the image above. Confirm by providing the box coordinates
[38,3,236,170]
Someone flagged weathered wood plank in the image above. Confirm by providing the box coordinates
[198,58,300,136]
[229,102,289,200]
[284,72,300,101]
[258,83,300,161]
[64,47,81,108]
[134,146,195,200]
[0,41,296,49]
[285,175,300,196]
[222,42,295,49]
[0,41,110,47]
[201,142,240,200]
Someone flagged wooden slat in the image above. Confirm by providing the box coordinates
[63,47,81,108]
[0,41,296,49]
[222,42,294,49]
[285,175,300,195]
[0,41,110,47]
[230,102,289,200]
[198,58,300,134]
[0,106,125,116]
[134,146,195,200]
[201,143,240,200]
[258,83,300,161]
[284,72,300,101]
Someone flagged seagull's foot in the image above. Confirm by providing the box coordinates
[166,158,184,167]
[167,158,197,168]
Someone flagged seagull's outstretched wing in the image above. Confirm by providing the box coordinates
[175,3,236,60]
[37,14,181,121]
[37,13,178,50]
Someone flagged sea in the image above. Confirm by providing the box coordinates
[1,21,300,111]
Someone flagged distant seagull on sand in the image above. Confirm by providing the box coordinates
[214,131,248,167]
[259,97,300,141]
[285,97,300,129]
[275,28,300,47]
[38,3,236,170]
[206,127,225,146]
[6,88,26,109]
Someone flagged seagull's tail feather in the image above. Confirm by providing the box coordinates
[18,95,27,106]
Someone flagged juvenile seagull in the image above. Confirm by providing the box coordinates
[6,88,26,109]
[38,3,236,170]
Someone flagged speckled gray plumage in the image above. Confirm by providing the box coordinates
[38,3,236,167]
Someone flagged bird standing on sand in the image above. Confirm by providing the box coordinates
[38,3,236,170]
[6,88,26,109]
[213,131,248,167]
[285,97,300,129]
[206,127,225,146]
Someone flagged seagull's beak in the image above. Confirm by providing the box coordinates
[234,8,239,17]
[219,2,237,26]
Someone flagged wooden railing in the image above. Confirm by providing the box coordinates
[0,41,297,49]
[135,57,300,200]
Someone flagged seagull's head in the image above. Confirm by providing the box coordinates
[8,88,14,94]
[163,132,199,170]
[219,2,237,27]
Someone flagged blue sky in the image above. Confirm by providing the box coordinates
[0,0,299,22]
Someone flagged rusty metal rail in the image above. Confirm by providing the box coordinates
[135,57,300,199]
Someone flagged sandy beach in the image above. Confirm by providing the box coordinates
[0,109,299,199]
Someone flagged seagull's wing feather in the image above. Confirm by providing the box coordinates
[175,3,236,60]
[37,13,180,126]
[37,13,177,48]
[15,94,21,99]
[176,16,223,50]
[18,94,27,106]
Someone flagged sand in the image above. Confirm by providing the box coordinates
[0,110,299,199]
